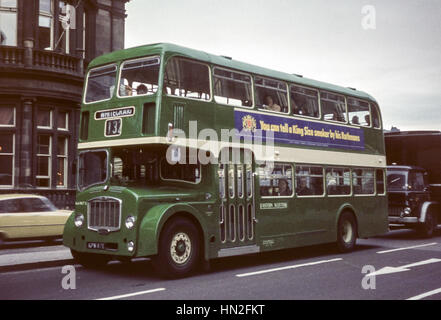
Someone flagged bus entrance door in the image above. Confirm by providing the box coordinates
[217,150,258,258]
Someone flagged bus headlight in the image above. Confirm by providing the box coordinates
[74,214,84,227]
[125,216,136,229]
[127,241,135,252]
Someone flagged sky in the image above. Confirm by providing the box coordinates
[125,0,441,131]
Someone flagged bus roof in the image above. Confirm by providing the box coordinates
[88,42,377,103]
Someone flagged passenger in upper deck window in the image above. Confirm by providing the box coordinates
[136,84,148,95]
[365,115,371,126]
[352,115,360,125]
[263,95,281,112]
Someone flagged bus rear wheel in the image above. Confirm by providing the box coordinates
[336,212,357,252]
[70,249,110,268]
[151,217,201,279]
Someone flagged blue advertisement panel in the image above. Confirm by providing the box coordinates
[235,110,365,151]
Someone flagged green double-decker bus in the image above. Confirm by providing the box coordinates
[63,43,388,277]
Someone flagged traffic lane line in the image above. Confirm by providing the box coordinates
[235,258,343,277]
[96,288,166,300]
[407,287,441,300]
[376,242,438,254]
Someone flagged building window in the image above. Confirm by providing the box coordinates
[0,133,14,187]
[39,0,54,50]
[37,108,52,128]
[0,106,15,127]
[57,110,68,130]
[57,136,67,187]
[0,0,17,46]
[36,134,51,188]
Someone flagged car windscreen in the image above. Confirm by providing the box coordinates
[21,198,57,212]
[78,151,108,190]
[387,171,407,191]
[84,64,117,103]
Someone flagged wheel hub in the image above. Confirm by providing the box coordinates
[170,232,191,265]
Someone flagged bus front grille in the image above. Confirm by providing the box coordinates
[388,206,404,217]
[88,197,121,232]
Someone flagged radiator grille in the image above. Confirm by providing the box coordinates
[388,206,404,217]
[88,197,121,231]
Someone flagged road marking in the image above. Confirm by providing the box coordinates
[407,287,441,300]
[235,258,343,278]
[367,258,441,277]
[376,242,437,254]
[96,288,166,300]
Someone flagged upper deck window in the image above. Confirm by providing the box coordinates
[321,91,347,123]
[85,64,117,103]
[119,56,160,97]
[164,57,211,100]
[370,102,381,129]
[213,68,252,107]
[255,77,288,113]
[347,97,370,126]
[290,85,320,118]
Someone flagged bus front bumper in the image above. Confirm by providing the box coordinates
[388,216,419,225]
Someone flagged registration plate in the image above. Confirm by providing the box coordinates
[87,242,106,250]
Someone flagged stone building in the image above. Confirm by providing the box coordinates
[0,0,129,208]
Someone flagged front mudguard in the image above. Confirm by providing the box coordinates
[136,203,209,260]
[418,201,439,223]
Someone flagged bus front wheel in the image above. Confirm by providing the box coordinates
[418,209,437,238]
[151,217,201,279]
[336,212,357,252]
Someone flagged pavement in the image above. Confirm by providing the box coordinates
[0,228,440,300]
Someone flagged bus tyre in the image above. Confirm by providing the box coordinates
[336,212,357,253]
[70,249,110,268]
[419,210,436,238]
[152,217,201,279]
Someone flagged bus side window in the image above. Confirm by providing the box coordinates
[290,85,320,118]
[258,163,293,197]
[255,76,288,113]
[376,169,385,195]
[295,165,324,196]
[321,91,347,123]
[371,103,381,129]
[164,57,211,100]
[213,68,253,108]
[326,167,351,195]
[348,98,370,126]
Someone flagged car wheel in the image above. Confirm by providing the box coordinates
[151,217,201,279]
[336,211,358,253]
[70,249,110,268]
[418,209,436,238]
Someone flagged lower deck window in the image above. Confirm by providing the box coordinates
[160,159,201,184]
[353,168,374,195]
[258,163,293,197]
[295,165,324,196]
[326,167,351,195]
